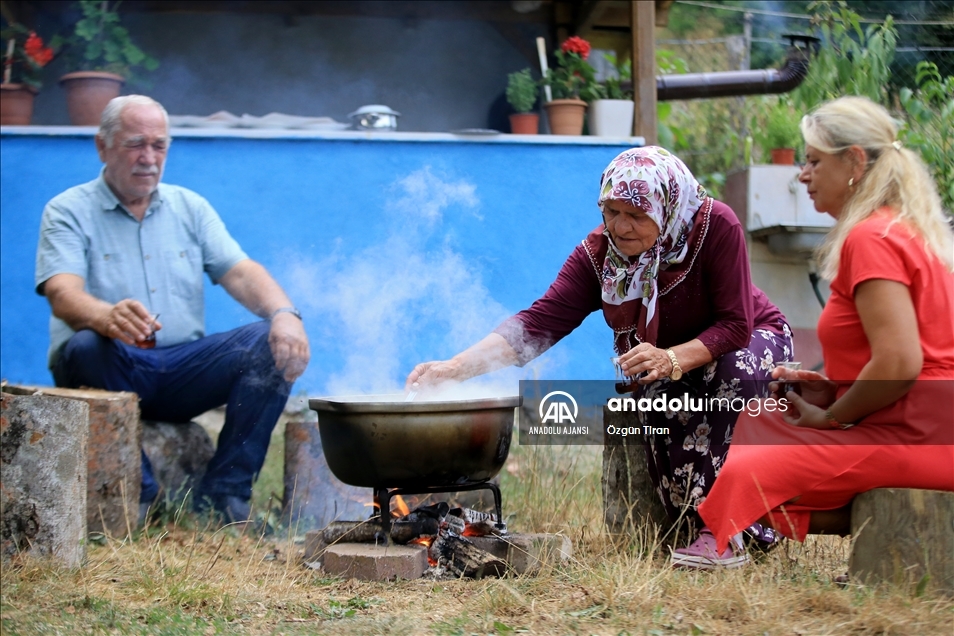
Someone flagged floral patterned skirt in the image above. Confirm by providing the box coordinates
[633,322,794,527]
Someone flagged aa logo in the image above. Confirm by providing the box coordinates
[539,391,578,424]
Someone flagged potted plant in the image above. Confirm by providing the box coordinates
[542,36,598,135]
[589,52,634,137]
[51,0,159,125]
[1,24,54,125]
[760,101,802,165]
[505,68,539,134]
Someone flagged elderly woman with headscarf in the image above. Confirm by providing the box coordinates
[406,146,794,566]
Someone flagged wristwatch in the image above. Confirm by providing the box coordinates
[270,307,302,321]
[665,348,683,381]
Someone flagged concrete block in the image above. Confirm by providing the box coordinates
[302,529,325,564]
[322,542,428,581]
[3,385,141,536]
[470,533,572,575]
[282,420,370,531]
[850,488,954,595]
[1,392,88,567]
[141,420,215,503]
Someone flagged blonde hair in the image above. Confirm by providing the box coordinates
[800,96,953,278]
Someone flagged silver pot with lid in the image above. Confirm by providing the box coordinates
[347,104,401,131]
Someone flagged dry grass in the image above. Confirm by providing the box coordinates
[3,438,952,635]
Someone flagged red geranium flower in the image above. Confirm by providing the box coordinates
[561,36,591,60]
[24,32,53,66]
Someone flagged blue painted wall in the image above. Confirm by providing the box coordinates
[1,131,638,396]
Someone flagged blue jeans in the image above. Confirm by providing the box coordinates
[52,321,293,503]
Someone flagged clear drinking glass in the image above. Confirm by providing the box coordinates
[136,313,160,350]
[611,356,638,393]
[778,360,801,395]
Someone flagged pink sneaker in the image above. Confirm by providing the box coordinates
[670,527,750,570]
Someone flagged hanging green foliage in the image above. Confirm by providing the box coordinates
[899,62,954,213]
[790,1,897,111]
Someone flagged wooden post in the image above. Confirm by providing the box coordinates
[1,392,88,567]
[631,0,657,145]
[282,420,371,531]
[601,408,670,539]
[849,488,953,595]
[2,385,140,537]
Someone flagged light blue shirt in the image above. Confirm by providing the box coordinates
[35,171,248,368]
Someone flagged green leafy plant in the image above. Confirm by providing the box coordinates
[505,67,537,113]
[1,24,54,90]
[790,1,897,113]
[899,61,954,214]
[51,0,159,80]
[543,36,598,101]
[762,100,802,152]
[597,52,632,100]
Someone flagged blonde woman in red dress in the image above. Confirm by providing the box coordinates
[689,96,954,568]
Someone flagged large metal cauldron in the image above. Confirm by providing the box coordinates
[308,395,521,490]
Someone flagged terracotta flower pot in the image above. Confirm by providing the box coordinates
[509,112,539,135]
[770,148,796,165]
[0,83,38,125]
[59,71,125,126]
[544,98,587,135]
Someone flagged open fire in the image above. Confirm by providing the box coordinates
[319,500,509,577]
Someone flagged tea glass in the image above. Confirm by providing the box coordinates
[777,361,801,395]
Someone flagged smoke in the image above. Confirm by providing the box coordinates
[285,166,551,397]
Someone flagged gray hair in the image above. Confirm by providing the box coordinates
[98,95,170,147]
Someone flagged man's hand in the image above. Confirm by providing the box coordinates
[99,299,161,346]
[44,273,161,347]
[268,313,309,382]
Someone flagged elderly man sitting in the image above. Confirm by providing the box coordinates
[35,95,310,524]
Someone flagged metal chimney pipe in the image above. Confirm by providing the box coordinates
[656,34,820,101]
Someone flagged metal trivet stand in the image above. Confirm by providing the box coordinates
[373,482,504,539]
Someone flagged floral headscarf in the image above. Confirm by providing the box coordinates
[597,146,708,347]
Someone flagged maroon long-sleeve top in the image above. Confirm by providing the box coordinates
[495,200,786,364]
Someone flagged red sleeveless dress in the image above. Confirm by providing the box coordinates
[699,211,954,550]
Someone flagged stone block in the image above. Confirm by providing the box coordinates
[850,488,954,595]
[3,385,141,536]
[1,392,88,567]
[302,529,326,564]
[469,532,572,575]
[282,420,371,531]
[141,420,215,504]
[322,542,428,581]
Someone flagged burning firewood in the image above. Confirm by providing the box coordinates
[321,519,442,545]
[434,534,507,578]
[448,506,506,537]
[317,502,512,578]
